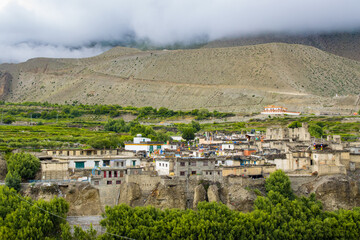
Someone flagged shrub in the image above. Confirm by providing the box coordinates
[265,170,294,199]
[6,153,41,180]
[5,171,21,191]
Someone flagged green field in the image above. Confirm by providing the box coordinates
[0,102,359,152]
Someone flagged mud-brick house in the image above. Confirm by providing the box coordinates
[266,123,311,142]
[91,166,142,186]
[41,160,69,180]
[221,164,276,178]
[311,150,347,176]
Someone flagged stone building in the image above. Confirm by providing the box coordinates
[41,160,69,180]
[266,123,311,141]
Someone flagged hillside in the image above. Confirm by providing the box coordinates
[0,43,360,113]
[204,32,360,62]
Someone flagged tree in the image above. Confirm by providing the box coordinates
[191,120,201,132]
[0,186,69,239]
[3,116,15,124]
[265,170,294,199]
[288,121,302,128]
[309,124,324,138]
[6,153,40,180]
[87,136,120,149]
[5,171,21,192]
[182,127,195,141]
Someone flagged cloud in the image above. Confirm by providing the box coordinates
[0,0,360,62]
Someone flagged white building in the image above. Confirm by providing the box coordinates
[222,143,235,150]
[171,136,183,141]
[162,143,178,151]
[155,159,171,175]
[133,134,151,144]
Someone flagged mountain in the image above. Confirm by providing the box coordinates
[1,43,360,113]
[204,32,360,62]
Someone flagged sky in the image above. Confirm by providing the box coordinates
[0,0,360,63]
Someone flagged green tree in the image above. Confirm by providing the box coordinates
[182,127,195,141]
[288,121,302,128]
[265,170,294,199]
[87,136,120,149]
[0,186,69,239]
[5,171,21,192]
[309,124,324,138]
[6,153,40,180]
[3,115,15,124]
[191,120,201,132]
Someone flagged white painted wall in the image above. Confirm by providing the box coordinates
[125,144,150,152]
[69,159,102,169]
[133,136,151,144]
[155,160,170,175]
[222,144,234,150]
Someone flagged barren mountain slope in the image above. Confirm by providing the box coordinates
[0,43,359,113]
[204,32,360,62]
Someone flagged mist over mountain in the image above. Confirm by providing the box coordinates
[1,0,360,62]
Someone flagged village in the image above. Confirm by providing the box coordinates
[29,122,360,209]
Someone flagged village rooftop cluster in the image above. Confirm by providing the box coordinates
[35,122,360,188]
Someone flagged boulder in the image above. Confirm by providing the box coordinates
[220,185,257,212]
[145,184,186,210]
[207,185,220,203]
[193,184,207,209]
[118,182,142,207]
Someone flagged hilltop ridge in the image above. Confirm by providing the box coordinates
[0,43,359,113]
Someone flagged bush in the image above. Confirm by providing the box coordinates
[288,121,302,128]
[6,153,41,180]
[182,127,195,141]
[5,171,21,191]
[87,136,120,149]
[265,170,294,199]
[3,116,15,124]
[309,124,324,138]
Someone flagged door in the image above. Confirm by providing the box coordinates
[75,162,85,169]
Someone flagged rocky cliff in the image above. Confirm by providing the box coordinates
[22,182,102,216]
[297,175,360,211]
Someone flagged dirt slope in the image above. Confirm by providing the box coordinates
[0,43,359,113]
[204,32,360,62]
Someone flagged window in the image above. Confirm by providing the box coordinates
[180,162,185,166]
[191,171,197,175]
[120,171,124,177]
[75,162,85,169]
[109,171,112,178]
[121,162,124,167]
[132,160,136,166]
[103,160,110,166]
[165,164,167,167]
[203,161,208,166]
[104,171,106,178]
[95,161,99,167]
[116,180,121,184]
[190,162,196,166]
[180,171,185,176]
[114,171,118,178]
[107,181,112,185]
[116,162,119,167]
